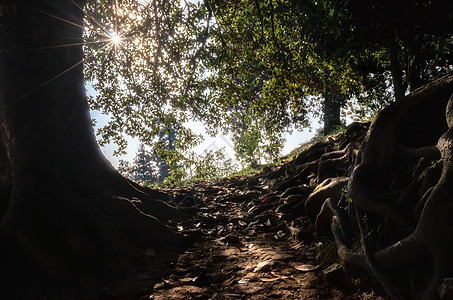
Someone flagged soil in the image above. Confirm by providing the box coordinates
[102,177,387,300]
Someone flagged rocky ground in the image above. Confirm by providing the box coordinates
[100,123,388,299]
[150,182,384,300]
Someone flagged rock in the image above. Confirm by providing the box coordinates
[289,225,313,243]
[153,281,167,290]
[439,278,453,299]
[222,234,242,245]
[322,263,345,285]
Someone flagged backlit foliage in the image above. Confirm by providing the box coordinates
[83,0,452,171]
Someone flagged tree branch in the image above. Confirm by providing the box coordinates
[252,0,265,50]
[182,0,213,99]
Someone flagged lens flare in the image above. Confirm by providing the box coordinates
[110,32,121,45]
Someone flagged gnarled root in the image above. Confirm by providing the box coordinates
[348,163,408,228]
[336,76,453,299]
[305,177,348,223]
[0,177,192,297]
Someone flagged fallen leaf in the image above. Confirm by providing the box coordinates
[290,242,303,249]
[254,260,274,272]
[276,230,286,238]
[260,277,280,282]
[270,271,290,279]
[238,220,247,226]
[221,276,235,286]
[247,206,256,213]
[293,264,319,272]
[237,278,250,284]
[223,294,243,298]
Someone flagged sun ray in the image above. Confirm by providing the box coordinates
[29,40,110,51]
[114,0,118,40]
[25,4,84,30]
[17,41,112,103]
[70,0,112,38]
[20,0,145,100]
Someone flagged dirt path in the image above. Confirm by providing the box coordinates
[96,124,391,299]
[121,180,386,300]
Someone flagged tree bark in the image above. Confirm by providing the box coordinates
[322,92,344,134]
[0,0,188,295]
[388,34,407,101]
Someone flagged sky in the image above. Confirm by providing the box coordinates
[87,81,324,168]
[83,1,324,169]
[89,107,321,168]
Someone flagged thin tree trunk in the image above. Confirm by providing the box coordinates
[322,93,344,134]
[407,52,423,92]
[388,35,407,101]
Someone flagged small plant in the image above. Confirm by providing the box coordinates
[186,148,239,182]
[313,237,338,263]
[341,187,353,204]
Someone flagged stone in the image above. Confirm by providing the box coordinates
[322,263,345,285]
[439,278,453,299]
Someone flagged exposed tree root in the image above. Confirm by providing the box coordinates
[348,163,408,228]
[337,74,453,299]
[0,173,193,297]
[355,205,406,300]
[263,74,453,299]
[305,177,348,223]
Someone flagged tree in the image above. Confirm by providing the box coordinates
[156,127,177,181]
[183,148,238,181]
[133,144,158,183]
[119,143,160,183]
[83,0,452,166]
[318,0,453,100]
[196,0,391,138]
[84,0,207,155]
[83,0,367,164]
[201,0,452,134]
[0,0,189,295]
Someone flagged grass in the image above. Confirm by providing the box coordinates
[142,125,350,188]
[280,125,348,162]
[313,237,338,263]
[229,164,266,178]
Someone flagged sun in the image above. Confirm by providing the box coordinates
[110,32,122,45]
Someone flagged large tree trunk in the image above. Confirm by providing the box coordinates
[0,0,188,295]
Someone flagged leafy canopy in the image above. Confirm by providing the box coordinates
[83,0,452,171]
